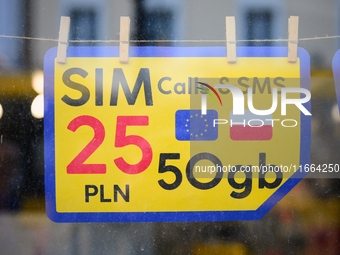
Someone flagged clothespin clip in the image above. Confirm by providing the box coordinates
[120,16,130,64]
[288,16,299,63]
[57,16,70,64]
[226,16,236,63]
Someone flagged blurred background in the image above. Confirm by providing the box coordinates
[0,0,340,254]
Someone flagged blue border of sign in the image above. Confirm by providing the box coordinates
[332,50,340,112]
[44,46,310,223]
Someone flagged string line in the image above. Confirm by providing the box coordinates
[0,34,339,43]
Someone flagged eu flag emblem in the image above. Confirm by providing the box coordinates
[175,110,218,141]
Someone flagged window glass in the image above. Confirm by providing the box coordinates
[246,10,272,46]
[70,9,97,46]
[0,0,339,254]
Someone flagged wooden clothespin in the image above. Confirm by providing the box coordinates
[288,16,299,63]
[57,16,70,64]
[120,16,130,64]
[226,16,236,63]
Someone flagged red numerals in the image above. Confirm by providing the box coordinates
[67,116,106,174]
[114,116,153,174]
[66,115,152,175]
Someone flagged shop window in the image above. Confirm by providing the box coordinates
[246,10,272,46]
[69,9,97,46]
[145,10,173,44]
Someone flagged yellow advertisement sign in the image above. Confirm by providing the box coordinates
[44,47,311,222]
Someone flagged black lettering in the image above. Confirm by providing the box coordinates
[85,185,98,202]
[259,153,283,189]
[61,68,90,106]
[219,77,230,94]
[188,77,192,94]
[228,165,252,199]
[158,77,172,94]
[174,82,186,94]
[238,76,250,94]
[114,185,130,202]
[253,77,271,94]
[100,185,111,202]
[110,68,153,106]
[194,77,199,94]
[274,77,285,94]
[95,68,103,106]
[186,153,223,190]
